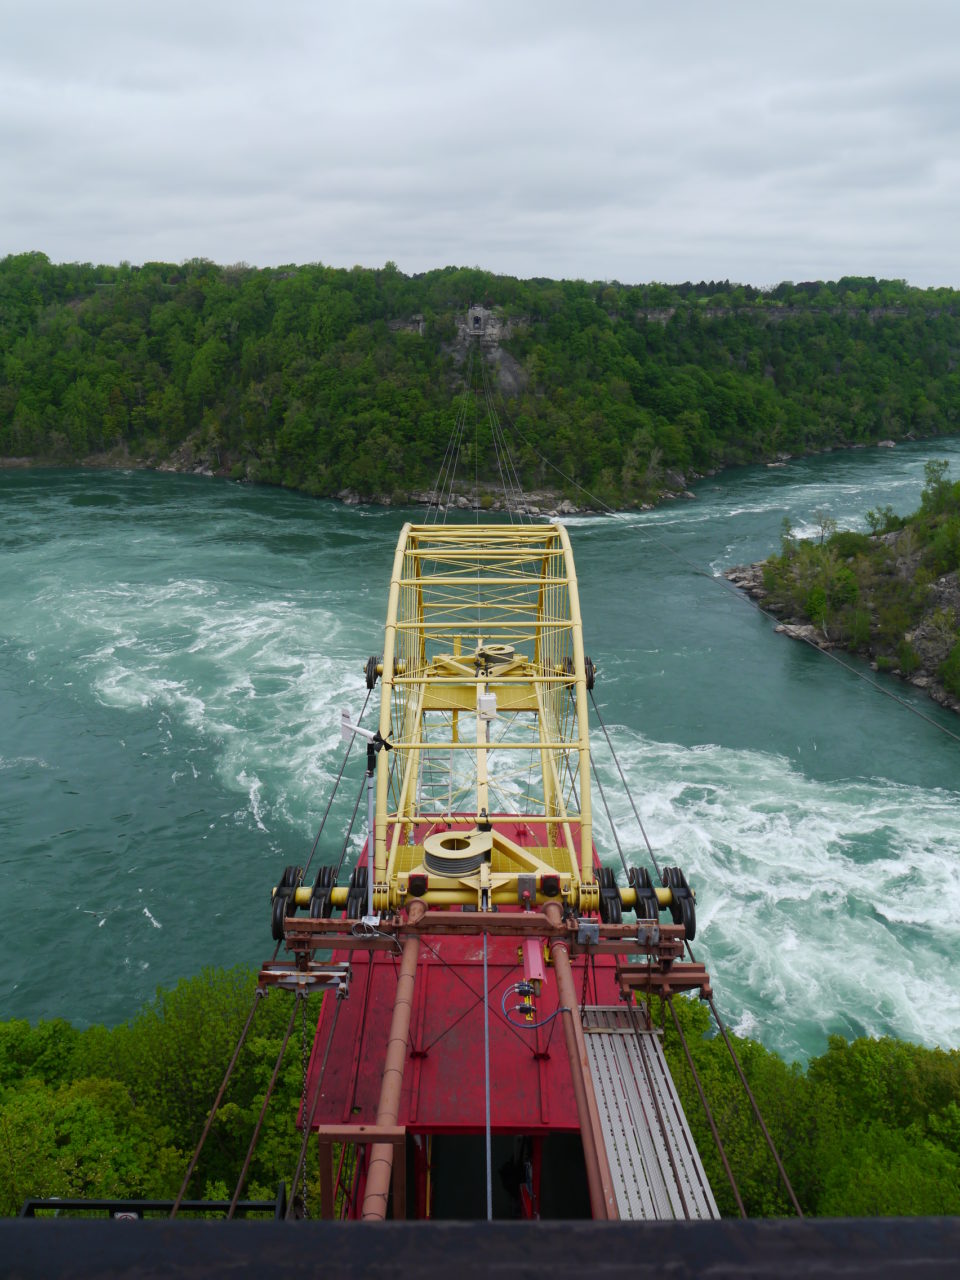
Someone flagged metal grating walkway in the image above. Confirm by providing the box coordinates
[582,1006,720,1221]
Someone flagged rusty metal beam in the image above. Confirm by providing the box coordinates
[618,962,713,1000]
[360,902,425,1221]
[315,1128,407,1222]
[550,936,619,1220]
[284,912,686,945]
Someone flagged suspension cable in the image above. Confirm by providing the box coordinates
[474,355,481,527]
[479,356,522,521]
[665,996,747,1219]
[589,689,662,881]
[587,689,800,1216]
[480,354,512,526]
[303,687,373,880]
[428,336,535,524]
[703,991,804,1217]
[170,988,265,1217]
[486,356,529,519]
[438,348,476,523]
[427,348,473,525]
[226,993,301,1218]
[285,992,344,1220]
[481,356,527,521]
[589,748,630,879]
[335,772,368,879]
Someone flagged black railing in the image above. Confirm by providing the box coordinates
[19,1182,287,1220]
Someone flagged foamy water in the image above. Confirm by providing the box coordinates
[590,730,960,1060]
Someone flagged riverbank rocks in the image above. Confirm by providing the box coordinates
[775,622,833,648]
[724,564,766,597]
[726,560,960,716]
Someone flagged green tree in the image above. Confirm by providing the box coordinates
[0,1079,182,1215]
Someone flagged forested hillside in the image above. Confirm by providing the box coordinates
[2,253,959,506]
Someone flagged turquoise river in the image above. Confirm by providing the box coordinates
[2,441,959,1062]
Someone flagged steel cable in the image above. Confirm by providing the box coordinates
[665,996,747,1219]
[285,992,344,1220]
[226,993,301,1218]
[336,772,368,880]
[704,991,804,1217]
[589,748,631,879]
[587,690,800,1216]
[427,348,473,525]
[303,687,373,880]
[170,988,265,1217]
[589,689,663,881]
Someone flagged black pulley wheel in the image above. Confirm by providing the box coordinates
[681,895,696,941]
[347,864,368,917]
[662,866,682,924]
[628,864,659,921]
[365,655,380,690]
[271,893,289,941]
[662,865,696,941]
[597,865,622,925]
[309,865,337,919]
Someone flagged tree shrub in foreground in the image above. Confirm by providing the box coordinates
[2,969,959,1217]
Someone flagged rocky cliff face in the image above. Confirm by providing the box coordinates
[452,305,530,397]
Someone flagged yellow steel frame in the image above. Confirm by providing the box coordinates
[372,523,596,912]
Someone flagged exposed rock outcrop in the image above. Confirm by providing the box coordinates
[725,557,960,715]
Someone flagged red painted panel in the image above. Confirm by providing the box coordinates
[304,824,621,1136]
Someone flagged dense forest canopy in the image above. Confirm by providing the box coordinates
[2,253,959,505]
[3,969,960,1218]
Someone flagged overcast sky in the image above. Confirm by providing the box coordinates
[2,1,959,287]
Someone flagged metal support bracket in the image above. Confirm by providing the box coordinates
[577,919,600,947]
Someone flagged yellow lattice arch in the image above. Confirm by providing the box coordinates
[371,523,596,912]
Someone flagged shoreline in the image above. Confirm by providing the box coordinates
[725,561,960,718]
[0,434,942,516]
[0,444,669,516]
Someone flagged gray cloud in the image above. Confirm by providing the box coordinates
[1,1,958,285]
